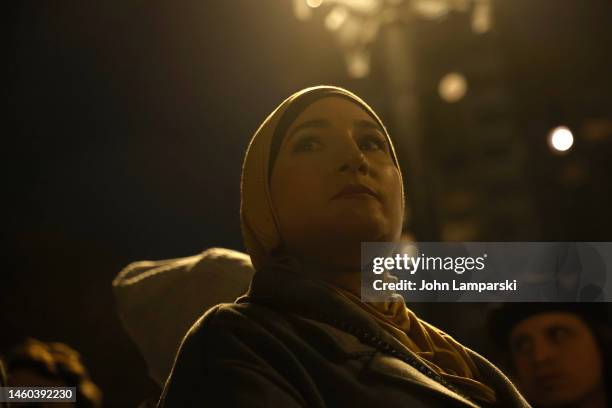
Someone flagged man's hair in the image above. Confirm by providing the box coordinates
[488,303,609,348]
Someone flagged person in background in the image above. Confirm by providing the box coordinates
[3,338,103,408]
[489,303,611,408]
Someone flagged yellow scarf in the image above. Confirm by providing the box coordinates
[240,85,496,405]
[336,288,496,404]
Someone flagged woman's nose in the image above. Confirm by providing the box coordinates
[339,149,369,175]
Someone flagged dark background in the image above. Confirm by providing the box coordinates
[5,1,612,406]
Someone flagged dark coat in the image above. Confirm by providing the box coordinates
[158,268,530,407]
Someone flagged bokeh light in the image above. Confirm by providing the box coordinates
[548,126,574,153]
[438,72,468,103]
[325,6,349,31]
[306,0,324,8]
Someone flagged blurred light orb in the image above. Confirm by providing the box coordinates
[548,126,574,153]
[413,0,450,20]
[307,0,324,8]
[346,52,370,78]
[438,72,467,103]
[471,1,492,33]
[325,6,349,31]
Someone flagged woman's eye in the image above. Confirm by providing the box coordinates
[293,136,323,153]
[359,135,386,152]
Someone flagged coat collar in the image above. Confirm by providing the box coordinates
[236,268,485,407]
[237,267,386,338]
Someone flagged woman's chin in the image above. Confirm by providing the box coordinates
[330,219,390,243]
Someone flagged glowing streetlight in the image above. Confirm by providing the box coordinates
[548,126,574,153]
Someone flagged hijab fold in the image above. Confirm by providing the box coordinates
[335,287,497,404]
[240,86,496,404]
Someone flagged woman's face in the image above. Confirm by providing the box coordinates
[270,96,403,269]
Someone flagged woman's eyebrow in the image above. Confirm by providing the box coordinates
[354,119,384,133]
[287,118,384,141]
[288,119,331,141]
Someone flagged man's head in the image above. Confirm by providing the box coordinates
[489,304,610,408]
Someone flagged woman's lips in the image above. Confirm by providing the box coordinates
[332,184,379,201]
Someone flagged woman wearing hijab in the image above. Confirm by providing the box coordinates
[158,86,529,407]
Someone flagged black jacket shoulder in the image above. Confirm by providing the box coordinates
[158,302,323,408]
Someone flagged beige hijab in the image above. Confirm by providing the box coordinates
[240,85,496,404]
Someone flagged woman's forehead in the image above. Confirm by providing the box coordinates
[265,92,392,174]
[287,96,376,129]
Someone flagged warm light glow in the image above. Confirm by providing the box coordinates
[293,0,313,20]
[346,51,370,78]
[548,126,574,153]
[438,72,467,103]
[471,1,491,33]
[412,0,450,20]
[306,0,324,8]
[292,0,495,79]
[325,6,349,31]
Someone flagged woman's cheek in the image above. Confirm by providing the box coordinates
[380,165,402,195]
[275,165,327,208]
[383,166,404,227]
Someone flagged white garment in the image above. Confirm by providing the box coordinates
[112,247,254,386]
